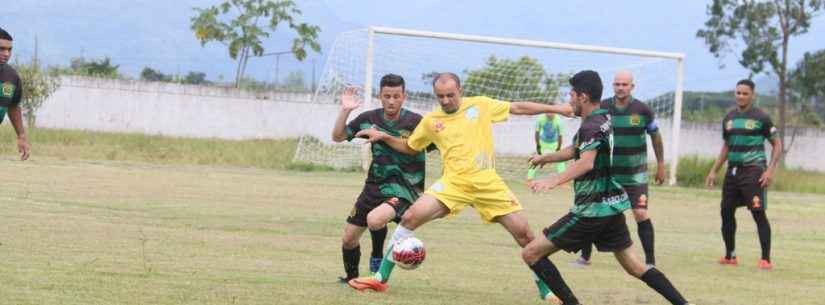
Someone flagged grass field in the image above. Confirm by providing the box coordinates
[1,154,824,305]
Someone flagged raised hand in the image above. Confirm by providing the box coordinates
[341,87,362,111]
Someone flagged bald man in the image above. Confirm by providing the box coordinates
[576,71,665,267]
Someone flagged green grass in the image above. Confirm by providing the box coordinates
[0,126,301,170]
[676,155,825,194]
[1,156,824,305]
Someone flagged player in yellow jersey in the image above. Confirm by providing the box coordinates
[348,72,571,303]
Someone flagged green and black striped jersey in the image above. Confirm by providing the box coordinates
[722,107,777,168]
[345,108,427,203]
[601,97,658,186]
[570,108,631,217]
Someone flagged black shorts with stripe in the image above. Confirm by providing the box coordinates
[543,212,633,253]
[346,183,412,227]
[623,184,649,209]
[722,165,767,211]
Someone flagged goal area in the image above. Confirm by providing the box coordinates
[294,27,685,185]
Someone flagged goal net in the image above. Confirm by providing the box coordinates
[294,27,685,184]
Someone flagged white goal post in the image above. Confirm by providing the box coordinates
[296,26,686,185]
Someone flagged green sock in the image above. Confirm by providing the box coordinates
[373,245,396,283]
[527,167,537,180]
[534,273,555,300]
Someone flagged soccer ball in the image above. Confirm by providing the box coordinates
[392,237,426,270]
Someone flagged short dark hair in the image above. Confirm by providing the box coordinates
[432,72,461,88]
[736,79,755,91]
[569,70,603,103]
[379,73,405,92]
[0,28,12,41]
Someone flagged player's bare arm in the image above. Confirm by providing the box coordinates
[529,149,596,193]
[529,145,574,168]
[705,145,729,187]
[509,101,574,117]
[354,128,419,156]
[760,137,782,187]
[331,87,361,142]
[7,103,29,161]
[651,132,665,185]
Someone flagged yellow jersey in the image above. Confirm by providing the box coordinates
[408,96,509,177]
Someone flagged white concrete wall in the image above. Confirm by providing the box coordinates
[35,77,825,172]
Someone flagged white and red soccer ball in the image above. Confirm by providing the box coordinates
[392,237,426,270]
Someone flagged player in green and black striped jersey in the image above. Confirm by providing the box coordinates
[705,79,781,270]
[524,70,692,305]
[578,71,665,266]
[0,27,30,161]
[330,74,427,282]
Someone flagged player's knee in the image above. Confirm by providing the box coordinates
[366,213,387,231]
[341,235,359,249]
[400,209,418,228]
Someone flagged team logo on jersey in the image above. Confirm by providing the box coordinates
[465,106,479,120]
[745,119,757,130]
[630,114,641,126]
[725,120,733,131]
[433,120,445,133]
[752,196,761,209]
[1,82,14,98]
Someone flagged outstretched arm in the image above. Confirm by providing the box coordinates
[509,102,574,117]
[529,149,596,192]
[528,145,575,167]
[355,128,420,156]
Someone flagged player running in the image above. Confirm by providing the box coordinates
[523,70,692,305]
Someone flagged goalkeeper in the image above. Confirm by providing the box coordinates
[331,74,427,283]
[349,72,572,303]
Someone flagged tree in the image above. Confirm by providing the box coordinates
[183,71,210,85]
[13,61,60,127]
[50,57,122,79]
[790,49,825,102]
[461,55,569,103]
[696,0,824,157]
[140,67,173,82]
[190,0,321,88]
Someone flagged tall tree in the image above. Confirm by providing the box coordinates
[191,0,321,88]
[696,0,824,156]
[13,61,60,127]
[790,49,825,102]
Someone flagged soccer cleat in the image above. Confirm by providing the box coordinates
[758,259,773,270]
[571,257,591,267]
[348,277,388,292]
[718,257,738,265]
[338,276,353,284]
[369,257,382,274]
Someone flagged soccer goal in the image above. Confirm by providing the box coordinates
[294,27,686,185]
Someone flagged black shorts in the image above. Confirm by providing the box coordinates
[346,184,412,227]
[624,184,649,210]
[722,165,767,211]
[543,212,633,253]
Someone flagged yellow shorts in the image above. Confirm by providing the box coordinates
[424,172,522,223]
